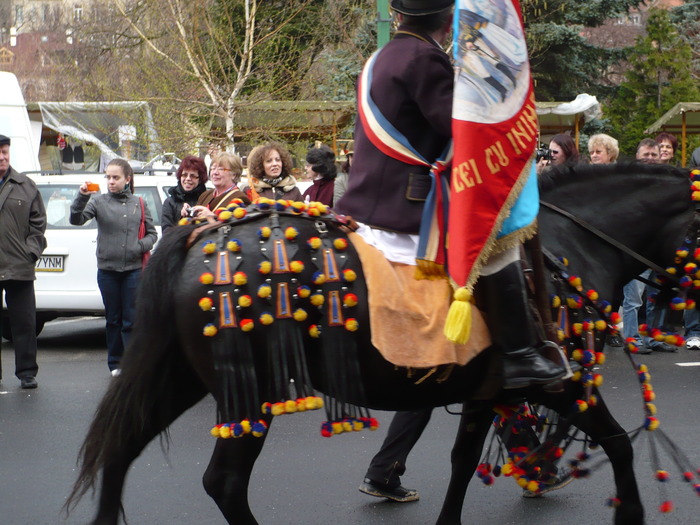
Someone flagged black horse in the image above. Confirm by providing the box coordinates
[67,163,696,525]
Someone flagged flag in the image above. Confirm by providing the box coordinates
[444,0,539,342]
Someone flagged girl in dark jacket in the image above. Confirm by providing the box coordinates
[161,155,208,234]
[302,145,337,206]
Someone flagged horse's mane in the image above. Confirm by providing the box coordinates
[538,162,688,193]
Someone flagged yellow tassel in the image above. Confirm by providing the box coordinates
[444,287,472,344]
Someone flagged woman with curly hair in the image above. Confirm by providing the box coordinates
[243,141,303,201]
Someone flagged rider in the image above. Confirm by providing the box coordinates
[333,0,566,502]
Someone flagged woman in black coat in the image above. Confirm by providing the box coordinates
[161,155,208,234]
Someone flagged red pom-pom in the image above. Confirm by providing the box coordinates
[659,501,673,513]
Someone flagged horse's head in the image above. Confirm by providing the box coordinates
[539,163,696,295]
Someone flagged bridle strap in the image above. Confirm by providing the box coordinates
[540,200,681,287]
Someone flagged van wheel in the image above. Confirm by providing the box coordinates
[1,318,46,341]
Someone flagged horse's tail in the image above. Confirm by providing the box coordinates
[65,224,204,514]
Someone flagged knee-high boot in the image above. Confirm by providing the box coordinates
[479,261,565,389]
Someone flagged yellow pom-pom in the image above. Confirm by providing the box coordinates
[343,293,358,307]
[240,319,254,332]
[178,218,189,226]
[271,403,285,416]
[571,349,583,362]
[218,210,233,221]
[285,227,299,240]
[238,295,252,308]
[309,324,320,338]
[596,352,606,365]
[527,481,539,492]
[571,370,582,382]
[258,261,272,274]
[307,237,322,250]
[234,272,248,286]
[517,478,529,488]
[332,422,343,434]
[202,241,217,255]
[345,318,359,332]
[199,297,214,311]
[444,288,473,344]
[293,308,308,322]
[284,399,297,413]
[290,260,305,273]
[203,324,218,337]
[257,284,272,298]
[333,238,348,251]
[259,313,274,325]
[646,403,657,415]
[595,320,607,331]
[310,293,325,306]
[233,207,247,219]
[227,240,242,252]
[551,295,561,308]
[343,269,357,282]
[211,425,222,438]
[259,226,271,239]
[200,273,214,285]
[219,425,232,439]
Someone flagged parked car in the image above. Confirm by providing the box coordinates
[2,173,175,339]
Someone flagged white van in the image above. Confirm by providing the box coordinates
[0,72,41,173]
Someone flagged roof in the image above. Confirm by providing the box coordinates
[535,94,602,136]
[232,100,355,137]
[644,102,700,135]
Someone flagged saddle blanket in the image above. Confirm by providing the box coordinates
[348,232,491,368]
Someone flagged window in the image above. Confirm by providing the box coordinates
[15,6,23,25]
[74,5,83,22]
[38,185,96,229]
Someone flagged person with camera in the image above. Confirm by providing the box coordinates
[161,155,208,234]
[536,133,580,174]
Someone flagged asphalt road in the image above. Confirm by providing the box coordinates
[1,318,700,525]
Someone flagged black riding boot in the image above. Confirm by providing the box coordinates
[479,261,566,389]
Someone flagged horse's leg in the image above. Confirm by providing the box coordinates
[574,395,644,525]
[436,404,494,525]
[202,418,271,525]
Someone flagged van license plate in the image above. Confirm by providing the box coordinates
[36,255,64,272]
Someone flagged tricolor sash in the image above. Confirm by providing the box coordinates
[358,48,452,275]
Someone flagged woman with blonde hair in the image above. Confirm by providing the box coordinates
[588,134,619,164]
[186,151,250,218]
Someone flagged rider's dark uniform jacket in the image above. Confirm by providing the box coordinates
[335,25,453,234]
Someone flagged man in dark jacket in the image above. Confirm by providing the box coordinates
[353,0,564,504]
[0,134,47,389]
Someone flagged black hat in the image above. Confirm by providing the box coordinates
[0,135,10,147]
[391,0,454,15]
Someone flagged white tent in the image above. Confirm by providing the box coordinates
[536,94,602,147]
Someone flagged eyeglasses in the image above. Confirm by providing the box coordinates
[211,166,232,172]
[181,173,199,180]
